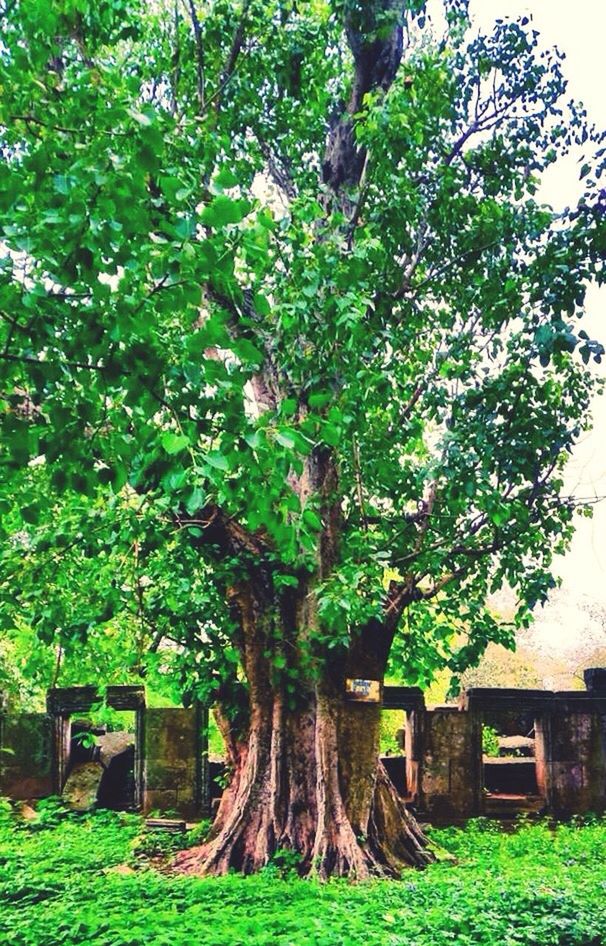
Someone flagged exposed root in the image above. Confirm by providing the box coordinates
[174,707,435,880]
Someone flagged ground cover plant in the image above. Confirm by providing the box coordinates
[1,801,605,946]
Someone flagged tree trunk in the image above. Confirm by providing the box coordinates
[175,637,433,879]
[174,443,434,879]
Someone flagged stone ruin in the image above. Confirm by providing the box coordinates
[1,670,605,823]
[382,667,606,822]
[0,685,209,820]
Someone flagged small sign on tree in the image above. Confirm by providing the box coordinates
[345,679,381,703]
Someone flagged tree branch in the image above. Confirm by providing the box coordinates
[185,0,205,111]
[213,0,251,115]
[323,1,406,196]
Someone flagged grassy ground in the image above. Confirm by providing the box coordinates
[1,799,605,946]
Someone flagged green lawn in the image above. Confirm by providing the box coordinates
[1,800,605,946]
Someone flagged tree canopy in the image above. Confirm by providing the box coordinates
[1,0,604,691]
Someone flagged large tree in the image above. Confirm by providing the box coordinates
[0,0,604,877]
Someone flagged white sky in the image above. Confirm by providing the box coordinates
[469,1,606,653]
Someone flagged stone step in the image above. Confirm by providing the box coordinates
[484,793,545,817]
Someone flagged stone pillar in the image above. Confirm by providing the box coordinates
[382,686,426,806]
[419,707,482,822]
[539,696,606,815]
[143,705,209,820]
[584,668,606,694]
[534,712,551,803]
[0,712,53,799]
[46,686,100,793]
[404,709,423,802]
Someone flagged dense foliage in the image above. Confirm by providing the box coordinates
[1,0,605,878]
[1,802,606,945]
[0,0,604,700]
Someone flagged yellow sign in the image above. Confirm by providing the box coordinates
[345,678,381,703]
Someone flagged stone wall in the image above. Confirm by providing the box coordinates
[384,676,606,823]
[418,707,482,821]
[1,676,605,824]
[0,687,209,820]
[143,705,209,820]
[537,696,606,815]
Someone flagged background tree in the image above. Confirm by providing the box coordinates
[0,0,604,877]
[0,468,211,708]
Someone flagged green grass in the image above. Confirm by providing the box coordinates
[1,799,606,946]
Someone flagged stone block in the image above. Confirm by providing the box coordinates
[383,686,425,712]
[62,761,104,811]
[47,686,100,715]
[404,709,422,801]
[143,706,209,820]
[420,707,481,822]
[543,710,606,815]
[584,668,606,694]
[105,685,146,710]
[462,688,554,737]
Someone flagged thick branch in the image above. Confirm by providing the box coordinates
[323,1,406,194]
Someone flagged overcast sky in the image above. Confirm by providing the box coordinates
[428,1,606,653]
[480,2,606,653]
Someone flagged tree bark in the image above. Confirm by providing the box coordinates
[175,590,433,879]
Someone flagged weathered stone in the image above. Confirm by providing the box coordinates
[18,803,38,821]
[145,817,186,832]
[104,863,136,875]
[462,688,553,737]
[105,685,146,710]
[539,709,606,815]
[47,686,100,715]
[96,731,134,768]
[419,708,482,822]
[383,686,425,712]
[62,761,104,811]
[404,709,422,801]
[497,735,535,757]
[143,706,208,819]
[4,677,606,825]
[583,668,606,694]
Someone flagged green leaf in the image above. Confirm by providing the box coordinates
[302,508,322,531]
[128,107,154,126]
[224,646,240,664]
[184,486,205,515]
[214,167,239,189]
[233,338,264,366]
[201,195,247,227]
[275,431,296,450]
[280,398,297,417]
[161,432,190,455]
[205,451,229,471]
[244,430,263,450]
[308,391,332,409]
